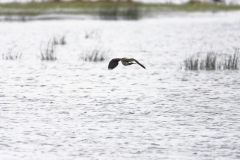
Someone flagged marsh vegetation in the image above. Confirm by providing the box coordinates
[182,49,240,70]
[53,35,66,45]
[0,1,240,21]
[80,46,111,62]
[40,39,57,61]
[1,47,23,60]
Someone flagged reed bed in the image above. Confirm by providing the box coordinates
[182,49,240,70]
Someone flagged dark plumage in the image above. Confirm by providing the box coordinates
[108,58,146,70]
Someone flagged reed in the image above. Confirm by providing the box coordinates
[80,46,110,62]
[2,48,23,60]
[40,40,57,61]
[182,49,240,70]
[183,53,199,70]
[222,48,239,70]
[60,36,66,45]
[53,35,66,45]
[204,51,218,70]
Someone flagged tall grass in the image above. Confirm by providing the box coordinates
[182,49,240,70]
[40,35,66,61]
[53,35,66,45]
[204,51,218,70]
[222,48,239,70]
[40,40,57,61]
[183,53,200,70]
[2,48,23,60]
[80,46,110,62]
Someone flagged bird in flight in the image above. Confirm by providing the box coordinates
[108,58,146,70]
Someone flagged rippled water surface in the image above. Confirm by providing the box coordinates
[1,12,240,160]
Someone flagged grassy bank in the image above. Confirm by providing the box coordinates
[0,1,240,20]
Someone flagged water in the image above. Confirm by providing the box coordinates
[1,11,240,159]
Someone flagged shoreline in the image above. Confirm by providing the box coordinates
[1,1,240,21]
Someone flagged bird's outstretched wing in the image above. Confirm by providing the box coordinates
[108,58,121,70]
[131,58,146,69]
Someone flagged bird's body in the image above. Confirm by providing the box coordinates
[108,58,146,70]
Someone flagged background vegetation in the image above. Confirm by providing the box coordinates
[0,0,240,20]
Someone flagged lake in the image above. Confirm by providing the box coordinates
[0,11,240,160]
